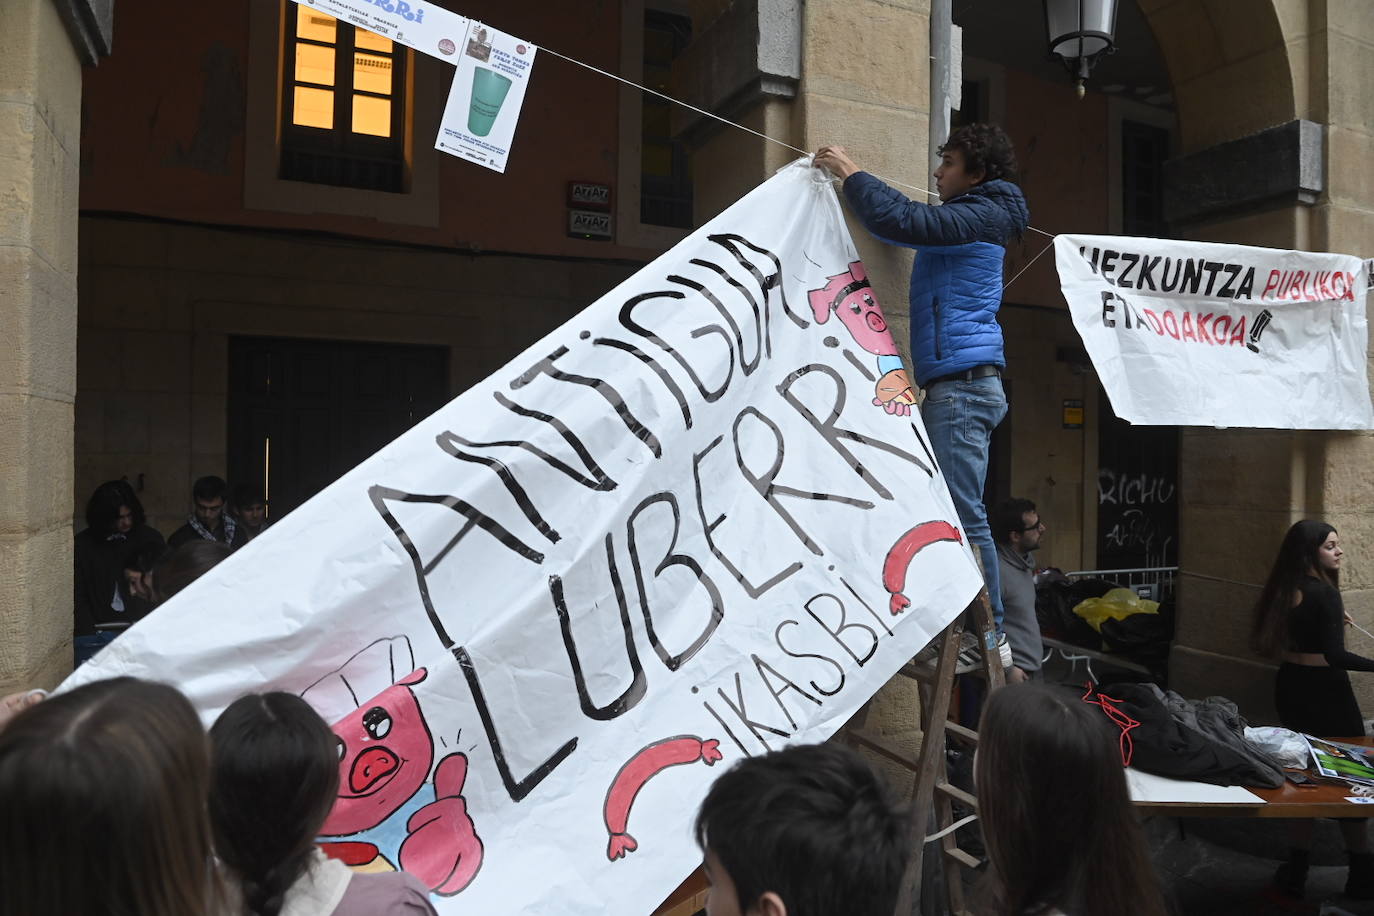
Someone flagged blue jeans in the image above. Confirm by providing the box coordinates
[921,375,1008,631]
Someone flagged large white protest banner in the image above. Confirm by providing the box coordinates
[1056,234,1373,429]
[63,160,982,914]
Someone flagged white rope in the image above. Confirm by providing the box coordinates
[924,813,979,843]
[539,41,1061,277]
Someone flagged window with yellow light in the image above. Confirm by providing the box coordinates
[280,4,409,192]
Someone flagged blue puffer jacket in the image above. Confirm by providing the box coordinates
[842,173,1030,386]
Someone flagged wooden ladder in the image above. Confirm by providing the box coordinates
[847,590,1005,916]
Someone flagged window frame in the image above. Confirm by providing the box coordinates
[280,5,409,192]
[243,0,441,227]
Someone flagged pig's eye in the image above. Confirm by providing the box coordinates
[848,299,862,314]
[362,706,392,740]
[336,735,346,760]
[862,295,875,309]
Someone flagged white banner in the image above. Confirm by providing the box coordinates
[1056,234,1373,429]
[436,23,537,172]
[292,0,470,63]
[62,161,980,914]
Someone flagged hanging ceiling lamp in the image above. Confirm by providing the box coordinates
[1044,0,1120,99]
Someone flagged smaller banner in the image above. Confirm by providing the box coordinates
[1056,234,1373,429]
[293,0,470,63]
[436,23,538,173]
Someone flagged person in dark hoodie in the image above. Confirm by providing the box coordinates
[814,125,1030,666]
[73,480,166,664]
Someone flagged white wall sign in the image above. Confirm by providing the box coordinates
[435,22,537,173]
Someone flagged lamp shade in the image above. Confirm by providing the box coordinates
[1044,0,1119,63]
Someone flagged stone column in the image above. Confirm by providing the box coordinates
[0,0,110,692]
[676,0,933,784]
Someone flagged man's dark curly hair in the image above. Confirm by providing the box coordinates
[939,123,1019,184]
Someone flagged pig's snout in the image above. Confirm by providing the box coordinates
[349,746,400,793]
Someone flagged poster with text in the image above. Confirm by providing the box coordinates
[62,160,982,914]
[435,23,537,172]
[292,0,469,63]
[1056,234,1373,429]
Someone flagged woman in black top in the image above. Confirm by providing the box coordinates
[1253,519,1374,898]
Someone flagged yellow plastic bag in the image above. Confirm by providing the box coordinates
[1072,587,1160,632]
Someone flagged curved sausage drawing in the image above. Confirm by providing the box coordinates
[604,735,724,861]
[883,520,965,615]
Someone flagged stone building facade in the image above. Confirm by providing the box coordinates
[2,0,1373,760]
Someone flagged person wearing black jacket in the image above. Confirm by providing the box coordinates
[73,480,165,663]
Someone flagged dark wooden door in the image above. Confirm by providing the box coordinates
[1095,389,1178,570]
[228,336,449,521]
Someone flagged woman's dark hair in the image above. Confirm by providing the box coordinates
[152,540,232,605]
[0,677,220,916]
[694,743,910,916]
[210,692,340,916]
[939,123,1020,183]
[1252,519,1339,658]
[975,684,1167,916]
[85,478,147,533]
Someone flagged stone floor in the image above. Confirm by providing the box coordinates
[1146,814,1374,915]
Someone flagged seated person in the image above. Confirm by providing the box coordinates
[209,691,437,916]
[694,742,909,915]
[73,480,165,664]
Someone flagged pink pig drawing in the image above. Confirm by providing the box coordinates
[808,260,917,416]
[317,667,484,896]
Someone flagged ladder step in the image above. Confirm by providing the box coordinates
[943,846,982,869]
[901,658,984,683]
[846,728,919,771]
[935,781,977,809]
[945,721,979,746]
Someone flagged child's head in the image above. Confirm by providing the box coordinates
[976,683,1166,916]
[693,742,909,916]
[0,677,218,916]
[209,692,339,916]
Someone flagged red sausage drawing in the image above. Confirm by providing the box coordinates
[604,735,724,861]
[883,520,964,615]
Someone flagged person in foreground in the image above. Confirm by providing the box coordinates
[210,691,437,916]
[1252,519,1374,898]
[694,742,909,916]
[975,683,1168,916]
[814,125,1030,667]
[0,677,222,916]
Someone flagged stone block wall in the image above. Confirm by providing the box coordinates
[0,0,83,691]
[75,217,637,536]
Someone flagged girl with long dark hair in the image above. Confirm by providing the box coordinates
[1252,519,1374,897]
[975,683,1168,916]
[209,692,436,916]
[74,479,166,663]
[0,677,222,916]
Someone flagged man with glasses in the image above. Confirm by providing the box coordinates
[993,498,1045,683]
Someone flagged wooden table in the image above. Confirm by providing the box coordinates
[1133,737,1374,819]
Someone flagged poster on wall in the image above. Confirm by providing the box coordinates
[61,160,981,915]
[435,23,538,173]
[292,0,470,63]
[1056,234,1373,429]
